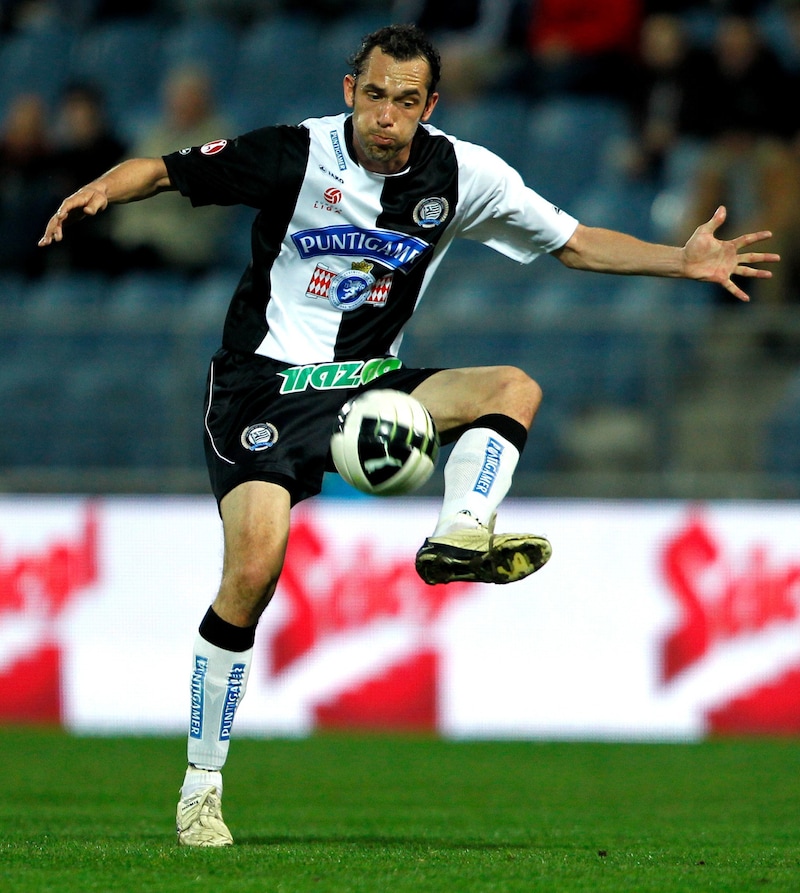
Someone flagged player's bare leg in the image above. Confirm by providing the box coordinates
[177,481,290,846]
[411,366,552,584]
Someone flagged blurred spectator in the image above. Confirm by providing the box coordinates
[393,0,516,98]
[0,92,56,275]
[111,64,235,276]
[622,13,710,181]
[0,0,59,33]
[508,0,644,104]
[44,82,127,273]
[675,12,800,305]
[167,0,283,25]
[90,0,161,20]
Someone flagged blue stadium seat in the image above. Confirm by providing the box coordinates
[67,20,164,131]
[160,18,239,99]
[55,328,181,466]
[22,273,112,324]
[0,329,85,465]
[762,370,800,480]
[0,272,27,309]
[519,98,631,210]
[187,269,241,326]
[231,16,326,126]
[106,271,190,323]
[434,96,531,173]
[0,25,73,117]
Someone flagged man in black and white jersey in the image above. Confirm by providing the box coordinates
[39,24,779,847]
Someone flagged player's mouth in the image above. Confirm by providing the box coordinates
[370,132,395,148]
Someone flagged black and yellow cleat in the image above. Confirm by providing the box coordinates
[415,523,551,585]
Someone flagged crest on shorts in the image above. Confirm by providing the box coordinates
[413,196,449,228]
[241,422,279,452]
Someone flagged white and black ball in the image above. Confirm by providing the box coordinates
[330,389,440,496]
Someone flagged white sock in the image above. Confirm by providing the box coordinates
[181,765,224,800]
[186,635,252,776]
[433,427,520,536]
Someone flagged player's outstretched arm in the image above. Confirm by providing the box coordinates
[553,205,780,303]
[38,157,173,247]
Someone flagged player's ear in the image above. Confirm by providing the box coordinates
[421,91,438,123]
[343,74,356,109]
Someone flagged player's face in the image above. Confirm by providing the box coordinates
[344,49,438,174]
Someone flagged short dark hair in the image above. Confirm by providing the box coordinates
[348,23,442,96]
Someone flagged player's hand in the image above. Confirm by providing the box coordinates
[683,205,780,302]
[38,184,110,247]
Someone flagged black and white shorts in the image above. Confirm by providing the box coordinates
[203,348,442,505]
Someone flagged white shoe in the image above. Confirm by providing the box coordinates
[176,785,233,847]
[415,516,551,585]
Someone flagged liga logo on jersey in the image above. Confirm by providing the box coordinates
[200,139,228,155]
[306,261,392,310]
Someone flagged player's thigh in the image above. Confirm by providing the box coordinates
[410,365,540,433]
[218,480,291,599]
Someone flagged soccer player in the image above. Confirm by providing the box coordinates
[38,24,779,846]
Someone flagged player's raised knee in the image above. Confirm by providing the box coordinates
[493,365,542,421]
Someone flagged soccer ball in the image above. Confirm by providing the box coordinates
[330,389,440,496]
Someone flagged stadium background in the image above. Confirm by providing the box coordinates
[2,1,800,738]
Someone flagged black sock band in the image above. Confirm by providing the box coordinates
[467,413,528,454]
[199,606,257,652]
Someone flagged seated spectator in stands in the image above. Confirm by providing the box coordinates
[90,0,161,21]
[45,82,127,274]
[0,0,60,33]
[111,64,235,276]
[0,92,57,276]
[621,12,710,181]
[675,12,800,306]
[508,0,644,104]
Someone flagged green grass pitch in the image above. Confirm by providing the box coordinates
[2,727,799,892]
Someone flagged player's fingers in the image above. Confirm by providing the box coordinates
[734,252,780,268]
[698,204,727,234]
[735,265,774,279]
[733,230,774,249]
[725,278,750,302]
[38,215,64,246]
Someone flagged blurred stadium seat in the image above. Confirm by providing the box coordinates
[105,271,190,323]
[231,16,329,127]
[520,98,631,210]
[0,25,73,118]
[67,20,165,134]
[762,370,800,481]
[22,273,112,323]
[160,17,240,100]
[433,96,531,173]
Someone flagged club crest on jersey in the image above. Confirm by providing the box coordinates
[306,261,392,309]
[240,422,279,452]
[413,196,449,228]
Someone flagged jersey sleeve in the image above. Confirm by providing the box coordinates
[163,124,310,209]
[452,139,579,263]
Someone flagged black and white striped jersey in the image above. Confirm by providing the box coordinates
[164,113,578,365]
